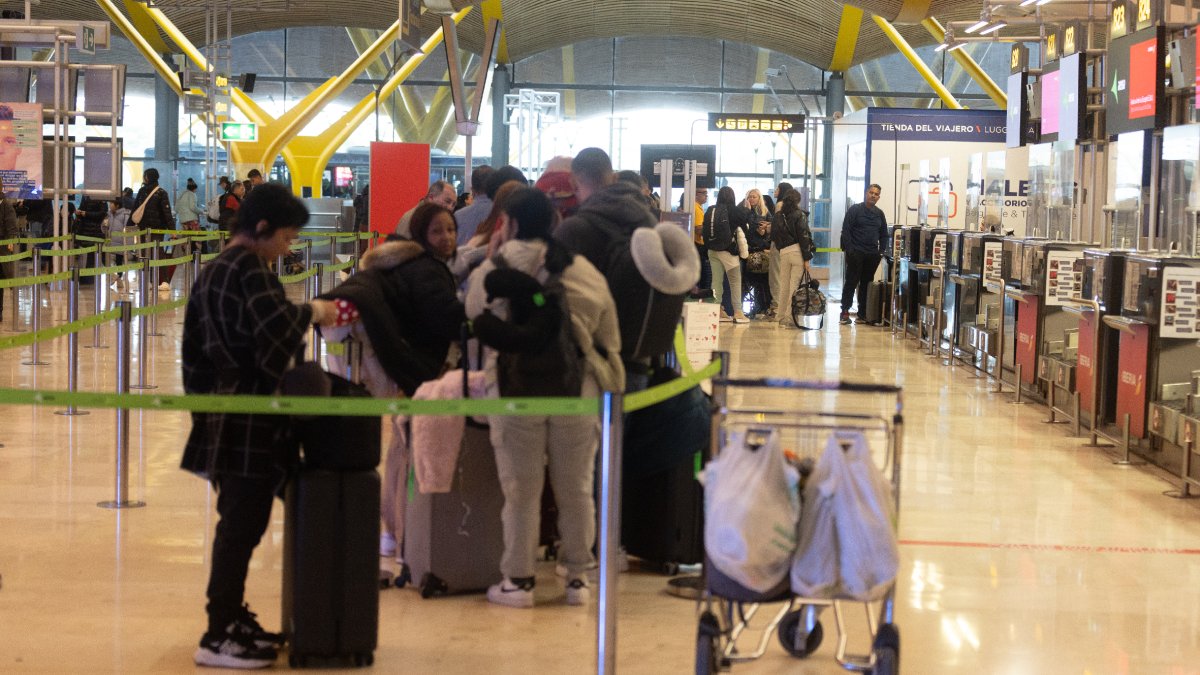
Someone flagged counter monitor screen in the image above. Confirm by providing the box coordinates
[1006,72,1029,148]
[1057,53,1087,144]
[1040,66,1060,142]
[1105,25,1166,136]
[640,144,717,189]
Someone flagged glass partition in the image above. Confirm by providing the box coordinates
[984,150,1006,232]
[937,157,951,228]
[1108,130,1146,249]
[1159,124,1200,254]
[965,152,983,231]
[1026,142,1053,238]
[1048,140,1078,240]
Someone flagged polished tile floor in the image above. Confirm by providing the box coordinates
[3,276,1200,674]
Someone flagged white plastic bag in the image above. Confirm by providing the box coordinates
[792,431,897,601]
[791,438,840,598]
[701,429,800,593]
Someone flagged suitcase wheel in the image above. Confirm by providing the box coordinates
[289,655,305,668]
[662,561,681,576]
[394,563,412,589]
[419,572,448,599]
[353,652,374,667]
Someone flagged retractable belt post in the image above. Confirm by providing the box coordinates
[54,268,87,416]
[131,259,156,391]
[98,300,145,510]
[596,389,624,675]
[310,262,324,363]
[22,248,47,366]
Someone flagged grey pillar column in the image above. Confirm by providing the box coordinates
[154,54,180,165]
[491,64,511,166]
[822,72,846,219]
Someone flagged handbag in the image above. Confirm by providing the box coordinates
[746,250,770,274]
[131,186,159,225]
[790,267,826,330]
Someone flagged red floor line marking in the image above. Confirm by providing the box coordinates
[898,539,1200,555]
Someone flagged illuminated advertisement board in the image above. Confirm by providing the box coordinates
[1105,25,1166,136]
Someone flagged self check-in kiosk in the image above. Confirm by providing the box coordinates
[955,232,1006,373]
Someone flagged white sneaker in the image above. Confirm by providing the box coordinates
[565,577,591,606]
[486,578,534,608]
[379,532,397,558]
[158,281,171,291]
[732,313,750,324]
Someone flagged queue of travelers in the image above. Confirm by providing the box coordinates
[179,152,826,669]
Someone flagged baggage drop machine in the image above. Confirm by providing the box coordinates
[893,225,924,337]
[1021,240,1089,419]
[1107,255,1200,471]
[996,236,1046,395]
[953,232,1005,374]
[911,227,950,353]
[1065,249,1128,440]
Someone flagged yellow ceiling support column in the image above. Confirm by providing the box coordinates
[121,0,170,54]
[347,28,418,138]
[751,48,771,114]
[921,17,1006,108]
[871,15,963,110]
[95,0,184,96]
[284,20,457,196]
[830,4,864,72]
[480,0,509,63]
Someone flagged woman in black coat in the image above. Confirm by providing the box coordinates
[132,168,177,285]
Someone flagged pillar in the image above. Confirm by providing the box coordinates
[491,63,511,166]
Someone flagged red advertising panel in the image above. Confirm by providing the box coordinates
[1076,311,1097,413]
[1015,296,1040,384]
[1114,323,1151,438]
[368,141,430,238]
[1128,35,1158,119]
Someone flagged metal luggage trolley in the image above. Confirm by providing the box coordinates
[695,369,903,675]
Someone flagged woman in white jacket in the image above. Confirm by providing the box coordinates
[465,187,624,609]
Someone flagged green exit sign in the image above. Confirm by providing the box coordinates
[220,122,258,142]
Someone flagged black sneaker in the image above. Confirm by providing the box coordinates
[839,312,852,325]
[231,604,285,648]
[194,632,277,669]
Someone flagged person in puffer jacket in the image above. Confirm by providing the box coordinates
[465,187,623,609]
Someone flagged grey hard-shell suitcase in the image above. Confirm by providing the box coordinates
[282,469,380,668]
[404,422,506,597]
[865,280,889,325]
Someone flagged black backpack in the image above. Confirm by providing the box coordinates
[704,205,735,254]
[479,258,584,398]
[596,220,686,362]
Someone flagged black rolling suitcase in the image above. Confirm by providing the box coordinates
[282,469,380,668]
[404,422,506,597]
[621,451,704,575]
[865,280,888,325]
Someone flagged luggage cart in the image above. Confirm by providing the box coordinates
[695,371,903,674]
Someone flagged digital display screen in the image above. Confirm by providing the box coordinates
[1040,67,1060,141]
[1057,53,1085,144]
[1105,25,1166,136]
[640,144,717,189]
[1006,72,1028,148]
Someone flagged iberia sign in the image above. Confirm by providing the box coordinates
[708,112,804,133]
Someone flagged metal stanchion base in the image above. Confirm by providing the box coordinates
[97,500,146,509]
[1113,459,1146,466]
[21,360,48,366]
[84,345,109,349]
[146,331,165,337]
[54,408,89,416]
[129,384,158,390]
[1163,488,1196,499]
[665,574,703,600]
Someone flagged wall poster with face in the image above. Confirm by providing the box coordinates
[0,102,42,198]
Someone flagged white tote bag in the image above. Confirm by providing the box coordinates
[701,428,800,593]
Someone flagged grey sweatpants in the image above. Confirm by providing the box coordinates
[488,413,599,579]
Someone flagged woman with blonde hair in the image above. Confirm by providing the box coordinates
[740,189,773,317]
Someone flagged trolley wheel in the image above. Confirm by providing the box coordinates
[871,622,900,674]
[419,572,448,599]
[394,563,412,589]
[871,647,898,675]
[662,561,681,576]
[695,611,722,674]
[776,609,823,658]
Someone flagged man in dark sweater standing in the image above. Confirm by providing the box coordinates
[839,183,887,324]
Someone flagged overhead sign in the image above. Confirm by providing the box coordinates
[220,121,257,142]
[78,25,95,56]
[708,112,804,133]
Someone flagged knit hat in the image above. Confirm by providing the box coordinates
[534,170,578,220]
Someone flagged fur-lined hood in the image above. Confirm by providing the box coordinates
[360,239,425,271]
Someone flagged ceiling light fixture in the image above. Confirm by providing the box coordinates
[948,42,968,52]
[935,43,949,52]
[1019,0,1038,6]
[979,21,1007,35]
[965,20,990,34]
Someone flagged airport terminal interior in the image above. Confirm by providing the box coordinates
[4,0,1200,673]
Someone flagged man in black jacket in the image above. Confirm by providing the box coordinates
[839,183,887,325]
